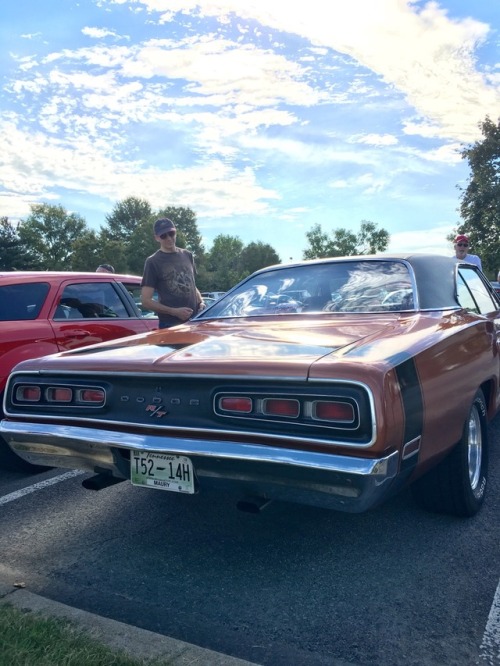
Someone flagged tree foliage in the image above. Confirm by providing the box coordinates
[70,230,101,271]
[103,197,153,243]
[17,204,87,270]
[6,197,394,295]
[239,241,280,275]
[0,217,41,270]
[205,235,245,290]
[127,219,160,276]
[303,221,389,259]
[456,116,500,278]
[71,230,129,273]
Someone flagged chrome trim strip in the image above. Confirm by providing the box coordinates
[0,414,376,449]
[0,421,389,471]
[0,421,400,512]
[9,369,314,382]
[402,436,421,460]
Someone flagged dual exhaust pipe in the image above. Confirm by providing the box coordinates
[236,495,273,513]
[83,473,272,514]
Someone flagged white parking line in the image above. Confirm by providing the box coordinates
[0,470,84,506]
[1,468,499,666]
[479,579,500,665]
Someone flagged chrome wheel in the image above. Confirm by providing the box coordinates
[411,389,488,517]
[467,404,482,491]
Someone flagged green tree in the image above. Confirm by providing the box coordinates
[71,230,129,273]
[103,197,153,243]
[71,230,100,271]
[17,204,87,270]
[456,116,500,278]
[0,217,41,270]
[303,221,389,259]
[356,221,390,254]
[126,219,160,276]
[206,235,245,290]
[239,241,281,275]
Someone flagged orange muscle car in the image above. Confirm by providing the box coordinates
[2,255,499,516]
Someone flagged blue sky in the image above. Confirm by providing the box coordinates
[1,1,499,262]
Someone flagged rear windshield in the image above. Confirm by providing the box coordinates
[0,282,50,321]
[201,260,415,318]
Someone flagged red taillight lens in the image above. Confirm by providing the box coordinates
[314,401,354,422]
[16,386,41,402]
[219,397,253,413]
[263,398,299,417]
[46,387,73,403]
[79,389,105,404]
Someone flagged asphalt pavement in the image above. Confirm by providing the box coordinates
[0,574,260,666]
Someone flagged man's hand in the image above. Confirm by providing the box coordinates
[173,307,194,321]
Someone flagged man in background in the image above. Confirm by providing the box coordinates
[452,234,482,270]
[96,264,115,273]
[141,218,205,329]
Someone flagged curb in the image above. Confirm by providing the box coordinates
[0,578,261,666]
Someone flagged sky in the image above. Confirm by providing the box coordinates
[1,0,499,262]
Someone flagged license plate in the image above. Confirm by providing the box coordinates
[130,452,195,494]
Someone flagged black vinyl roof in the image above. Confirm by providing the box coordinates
[256,253,472,311]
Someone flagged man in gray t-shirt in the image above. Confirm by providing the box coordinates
[141,218,205,329]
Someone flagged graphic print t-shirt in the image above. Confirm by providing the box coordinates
[142,248,198,327]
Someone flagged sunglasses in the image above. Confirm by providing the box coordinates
[456,243,469,247]
[160,230,176,239]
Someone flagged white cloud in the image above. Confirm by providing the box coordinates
[2,0,496,262]
[82,26,126,40]
[0,119,279,222]
[121,0,499,141]
[353,133,399,146]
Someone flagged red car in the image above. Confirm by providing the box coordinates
[1,256,499,518]
[0,271,158,471]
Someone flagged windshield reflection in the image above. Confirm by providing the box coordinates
[200,260,415,318]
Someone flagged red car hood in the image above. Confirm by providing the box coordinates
[16,315,406,380]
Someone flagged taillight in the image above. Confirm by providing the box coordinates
[78,389,105,404]
[15,386,41,402]
[46,387,73,403]
[12,382,105,407]
[262,398,299,418]
[313,401,354,422]
[214,391,361,431]
[219,396,253,413]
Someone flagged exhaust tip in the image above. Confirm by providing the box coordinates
[237,496,272,513]
[82,473,125,491]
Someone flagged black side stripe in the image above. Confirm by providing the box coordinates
[395,359,423,469]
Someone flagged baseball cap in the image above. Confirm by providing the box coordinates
[154,218,176,236]
[454,234,469,244]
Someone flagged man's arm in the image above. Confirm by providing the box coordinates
[141,286,194,322]
[195,288,206,312]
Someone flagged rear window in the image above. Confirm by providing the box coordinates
[0,282,50,321]
[202,260,415,318]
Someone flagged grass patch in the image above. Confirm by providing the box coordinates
[0,603,170,666]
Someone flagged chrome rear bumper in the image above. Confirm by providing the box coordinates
[1,421,400,513]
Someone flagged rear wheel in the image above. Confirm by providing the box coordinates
[411,389,488,517]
